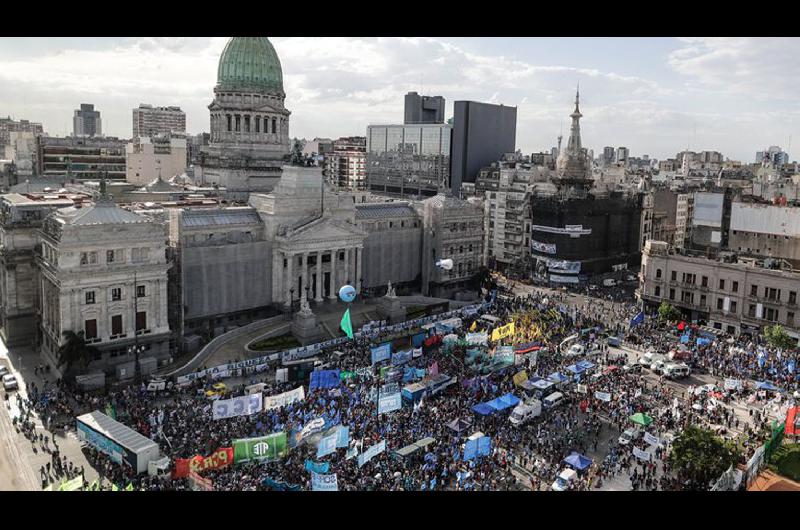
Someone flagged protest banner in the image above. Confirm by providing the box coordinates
[391,349,413,366]
[378,392,402,414]
[316,432,338,459]
[263,386,306,411]
[633,446,651,462]
[496,345,515,364]
[311,472,339,491]
[212,393,263,420]
[370,343,392,365]
[644,432,660,447]
[336,426,350,448]
[594,391,612,402]
[188,470,214,491]
[724,378,742,391]
[465,332,488,346]
[512,370,528,387]
[491,322,515,342]
[232,432,287,464]
[357,440,386,467]
[305,460,330,474]
[309,370,341,391]
[173,447,233,478]
[576,384,588,394]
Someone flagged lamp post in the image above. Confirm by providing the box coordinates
[130,272,145,385]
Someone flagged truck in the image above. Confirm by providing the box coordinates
[602,279,617,287]
[509,399,542,426]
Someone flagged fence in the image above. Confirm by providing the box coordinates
[744,445,766,488]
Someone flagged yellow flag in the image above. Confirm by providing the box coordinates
[470,321,477,332]
[513,370,528,387]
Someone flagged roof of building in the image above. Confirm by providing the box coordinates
[217,37,283,94]
[731,202,800,237]
[76,410,158,453]
[355,202,417,219]
[56,198,150,226]
[139,177,178,193]
[423,194,480,212]
[181,207,262,228]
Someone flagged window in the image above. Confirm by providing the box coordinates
[85,291,95,305]
[765,308,779,322]
[244,115,250,132]
[788,312,795,326]
[84,319,98,340]
[669,288,675,300]
[730,301,737,314]
[719,279,725,290]
[107,250,115,263]
[700,294,706,307]
[654,286,660,297]
[701,276,708,287]
[235,115,241,132]
[656,268,662,279]
[732,281,739,293]
[671,271,677,281]
[136,311,147,332]
[750,285,758,297]
[790,291,797,305]
[137,285,146,298]
[111,288,121,301]
[748,305,756,318]
[272,118,277,134]
[226,115,232,131]
[132,247,150,263]
[255,116,260,133]
[111,315,122,336]
[717,298,724,310]
[80,252,97,266]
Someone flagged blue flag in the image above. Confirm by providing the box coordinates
[787,360,796,374]
[629,311,645,328]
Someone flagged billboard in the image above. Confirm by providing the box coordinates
[692,192,724,228]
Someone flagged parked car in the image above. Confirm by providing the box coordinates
[0,366,8,378]
[618,428,642,446]
[551,468,578,491]
[664,362,691,379]
[623,363,642,374]
[650,360,667,374]
[509,399,543,426]
[3,374,18,392]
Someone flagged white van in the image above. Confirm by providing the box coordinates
[664,363,691,379]
[509,400,542,426]
[640,351,659,365]
[543,392,565,409]
[551,468,578,491]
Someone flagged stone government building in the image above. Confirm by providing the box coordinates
[0,37,486,379]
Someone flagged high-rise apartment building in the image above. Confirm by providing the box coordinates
[132,104,186,139]
[37,136,127,181]
[616,146,629,164]
[73,104,102,137]
[404,92,445,125]
[126,135,188,185]
[0,117,43,148]
[603,146,615,165]
[323,136,366,190]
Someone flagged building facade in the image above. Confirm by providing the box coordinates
[639,240,800,339]
[450,101,517,195]
[323,136,366,190]
[404,92,445,125]
[37,136,127,181]
[126,135,188,185]
[0,117,43,149]
[132,104,186,139]
[366,123,452,198]
[37,184,172,377]
[73,104,102,137]
[196,37,291,199]
[729,202,800,267]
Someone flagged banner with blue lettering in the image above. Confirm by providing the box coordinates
[316,432,338,459]
[305,460,330,474]
[477,435,491,457]
[412,333,426,348]
[788,360,796,374]
[629,311,645,328]
[371,342,392,365]
[311,472,339,491]
[309,370,341,391]
[464,439,478,461]
[378,392,402,414]
[357,440,386,467]
[680,332,690,344]
[696,337,712,347]
[391,349,413,366]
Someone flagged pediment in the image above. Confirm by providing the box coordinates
[278,217,366,245]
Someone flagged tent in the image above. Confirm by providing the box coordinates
[531,379,554,391]
[563,452,592,472]
[566,364,584,374]
[630,412,653,427]
[472,403,494,416]
[756,381,780,391]
[547,372,569,384]
[447,418,473,433]
[576,360,595,371]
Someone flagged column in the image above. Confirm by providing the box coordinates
[355,246,363,294]
[328,249,338,300]
[273,250,283,306]
[285,251,294,308]
[301,252,309,301]
[314,250,324,303]
[345,247,353,285]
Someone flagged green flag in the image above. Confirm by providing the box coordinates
[111,483,119,491]
[125,483,134,491]
[340,308,353,339]
[232,432,287,464]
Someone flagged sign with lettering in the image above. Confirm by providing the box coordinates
[212,393,263,420]
[232,433,287,464]
[173,447,233,478]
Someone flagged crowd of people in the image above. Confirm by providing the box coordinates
[10,275,798,492]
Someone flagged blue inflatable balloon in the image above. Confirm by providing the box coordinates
[339,284,356,303]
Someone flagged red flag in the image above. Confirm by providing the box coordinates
[429,361,439,376]
[677,321,686,331]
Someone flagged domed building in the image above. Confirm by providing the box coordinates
[195,37,291,200]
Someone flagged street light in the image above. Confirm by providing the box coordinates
[128,344,145,384]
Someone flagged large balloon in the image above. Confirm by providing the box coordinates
[435,258,454,271]
[338,284,356,303]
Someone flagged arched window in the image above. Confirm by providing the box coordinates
[226,115,232,132]
[235,115,241,132]
[272,118,277,134]
[244,115,250,133]
[255,116,260,133]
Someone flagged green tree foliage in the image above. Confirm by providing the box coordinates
[658,301,681,322]
[56,330,100,379]
[669,425,741,490]
[764,324,796,351]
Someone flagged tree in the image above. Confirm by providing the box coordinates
[764,324,796,351]
[56,330,100,380]
[658,301,681,322]
[290,139,306,166]
[669,425,741,490]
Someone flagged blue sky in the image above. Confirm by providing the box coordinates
[0,37,797,162]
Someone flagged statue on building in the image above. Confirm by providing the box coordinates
[386,282,396,298]
[298,290,313,316]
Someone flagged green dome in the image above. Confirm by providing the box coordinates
[216,37,283,93]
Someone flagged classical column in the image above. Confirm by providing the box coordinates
[314,250,324,303]
[284,251,294,308]
[301,252,309,301]
[328,249,338,300]
[355,246,363,294]
[273,250,283,306]
[345,247,352,285]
